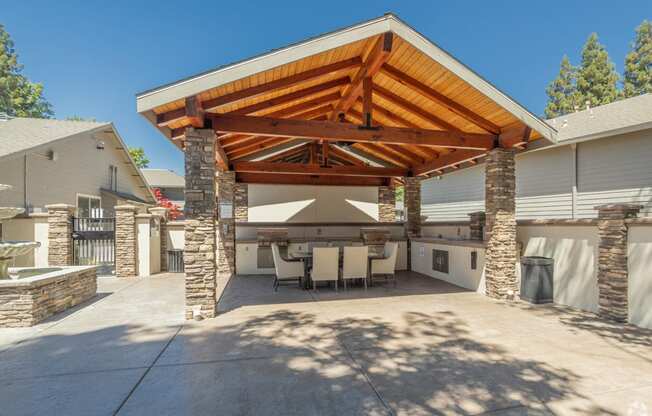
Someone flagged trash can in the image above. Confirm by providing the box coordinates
[520,256,554,304]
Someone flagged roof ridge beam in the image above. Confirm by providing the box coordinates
[330,32,393,120]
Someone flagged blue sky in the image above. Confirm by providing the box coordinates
[3,1,650,174]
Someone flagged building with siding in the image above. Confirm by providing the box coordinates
[141,168,185,209]
[0,117,155,216]
[422,94,652,221]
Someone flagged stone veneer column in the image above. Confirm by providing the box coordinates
[217,171,236,285]
[596,204,641,322]
[484,148,517,300]
[468,211,486,241]
[234,183,248,222]
[114,205,138,278]
[404,177,421,236]
[45,204,75,267]
[378,186,396,222]
[149,207,168,272]
[184,128,217,320]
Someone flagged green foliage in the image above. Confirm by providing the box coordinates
[395,186,404,203]
[65,115,96,122]
[0,24,53,118]
[545,55,579,118]
[128,147,150,169]
[575,33,621,107]
[623,20,652,98]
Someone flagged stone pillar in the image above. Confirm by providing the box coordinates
[150,207,168,272]
[115,205,138,278]
[404,177,421,236]
[378,186,396,222]
[45,204,75,267]
[217,171,236,288]
[596,204,641,322]
[234,183,248,222]
[184,128,217,320]
[484,148,517,300]
[468,211,486,241]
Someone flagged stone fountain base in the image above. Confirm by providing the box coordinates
[0,266,97,327]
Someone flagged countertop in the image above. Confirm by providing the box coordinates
[410,237,486,248]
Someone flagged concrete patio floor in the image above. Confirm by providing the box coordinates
[1,272,652,416]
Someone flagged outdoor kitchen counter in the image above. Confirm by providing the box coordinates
[236,237,408,244]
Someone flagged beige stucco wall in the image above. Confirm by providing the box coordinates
[247,184,379,222]
[411,241,486,293]
[628,225,652,329]
[1,130,150,214]
[517,225,599,312]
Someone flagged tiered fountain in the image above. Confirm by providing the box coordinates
[0,184,41,279]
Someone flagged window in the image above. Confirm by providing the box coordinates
[77,195,101,218]
[432,249,449,274]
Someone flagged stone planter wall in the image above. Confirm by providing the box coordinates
[0,266,97,327]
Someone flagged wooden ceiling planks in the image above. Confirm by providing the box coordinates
[149,30,542,182]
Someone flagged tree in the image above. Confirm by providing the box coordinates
[128,147,150,168]
[623,20,652,98]
[575,33,621,107]
[0,24,53,118]
[545,55,579,118]
[153,188,182,220]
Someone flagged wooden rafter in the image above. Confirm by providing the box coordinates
[328,145,366,166]
[236,172,390,187]
[233,161,407,177]
[330,32,393,120]
[260,143,310,162]
[226,77,349,116]
[156,56,361,127]
[413,150,485,176]
[350,142,409,168]
[373,85,461,132]
[228,137,295,160]
[210,114,496,150]
[380,64,501,134]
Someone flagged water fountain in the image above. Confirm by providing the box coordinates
[0,184,41,279]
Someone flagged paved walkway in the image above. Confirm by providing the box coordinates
[1,272,652,415]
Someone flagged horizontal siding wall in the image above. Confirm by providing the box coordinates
[515,146,573,219]
[421,165,484,221]
[577,130,652,218]
[420,129,652,221]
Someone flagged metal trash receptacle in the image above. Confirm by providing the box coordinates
[520,256,553,304]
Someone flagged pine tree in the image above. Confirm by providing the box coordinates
[623,20,652,98]
[0,24,53,118]
[545,55,579,118]
[575,33,621,107]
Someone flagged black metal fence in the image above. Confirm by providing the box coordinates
[167,249,184,272]
[72,217,115,275]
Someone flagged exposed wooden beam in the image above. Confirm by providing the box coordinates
[380,64,501,134]
[233,161,407,177]
[227,77,349,116]
[351,142,409,168]
[185,96,204,128]
[236,172,390,187]
[328,145,366,166]
[499,123,532,148]
[245,139,312,162]
[215,139,229,171]
[413,150,486,176]
[362,76,373,126]
[373,85,461,132]
[322,142,329,166]
[210,114,496,150]
[309,142,318,164]
[331,32,393,119]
